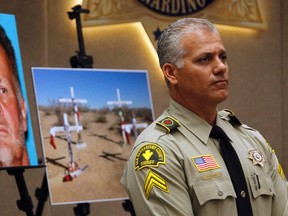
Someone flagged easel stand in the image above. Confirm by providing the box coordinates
[66,4,136,216]
[35,173,49,216]
[7,168,34,216]
[35,174,92,216]
[122,199,136,216]
[74,203,90,216]
[68,4,92,215]
[68,5,93,69]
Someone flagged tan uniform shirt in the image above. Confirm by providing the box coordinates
[121,99,288,216]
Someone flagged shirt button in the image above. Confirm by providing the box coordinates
[218,190,223,196]
[240,190,246,198]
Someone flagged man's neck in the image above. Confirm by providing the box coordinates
[171,96,218,125]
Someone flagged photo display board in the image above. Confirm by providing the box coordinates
[31,67,154,205]
[0,13,38,169]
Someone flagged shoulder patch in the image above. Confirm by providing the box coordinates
[156,116,180,133]
[134,143,166,171]
[267,143,275,154]
[144,169,169,199]
[278,163,287,180]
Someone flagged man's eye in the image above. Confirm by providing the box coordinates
[220,54,228,62]
[199,56,210,62]
[0,88,7,94]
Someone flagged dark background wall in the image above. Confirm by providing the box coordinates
[0,0,287,215]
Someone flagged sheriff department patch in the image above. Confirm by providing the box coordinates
[135,143,166,171]
[278,163,287,180]
[267,143,275,154]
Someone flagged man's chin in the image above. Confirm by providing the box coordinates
[0,146,14,167]
[0,160,13,167]
[214,94,228,104]
[0,161,11,167]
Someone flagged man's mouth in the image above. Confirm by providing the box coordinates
[0,125,8,134]
[212,79,228,87]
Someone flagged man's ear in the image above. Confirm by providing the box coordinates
[162,63,178,85]
[20,99,27,132]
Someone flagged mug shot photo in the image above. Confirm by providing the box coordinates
[0,13,38,168]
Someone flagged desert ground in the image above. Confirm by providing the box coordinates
[38,108,147,205]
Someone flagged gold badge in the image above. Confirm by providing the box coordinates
[248,148,265,167]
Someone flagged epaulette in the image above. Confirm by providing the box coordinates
[242,124,257,132]
[221,109,242,127]
[156,116,180,133]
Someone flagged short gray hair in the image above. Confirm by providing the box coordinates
[157,18,219,69]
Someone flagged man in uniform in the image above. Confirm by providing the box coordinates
[121,18,288,215]
[0,25,29,167]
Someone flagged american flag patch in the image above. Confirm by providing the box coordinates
[192,154,220,172]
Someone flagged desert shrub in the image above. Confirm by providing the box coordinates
[78,105,90,113]
[134,108,153,122]
[95,115,107,123]
[98,108,109,115]
[39,106,55,116]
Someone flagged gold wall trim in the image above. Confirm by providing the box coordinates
[81,0,266,47]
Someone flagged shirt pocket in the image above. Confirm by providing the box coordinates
[248,173,275,199]
[193,178,236,205]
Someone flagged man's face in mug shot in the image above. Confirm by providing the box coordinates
[0,44,28,167]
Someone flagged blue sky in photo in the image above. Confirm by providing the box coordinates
[31,68,153,110]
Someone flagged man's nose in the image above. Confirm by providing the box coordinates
[213,58,228,75]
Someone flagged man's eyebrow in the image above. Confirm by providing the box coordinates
[220,48,228,54]
[0,77,9,85]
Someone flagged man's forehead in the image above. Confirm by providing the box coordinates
[0,46,16,83]
[0,44,10,64]
[182,33,225,53]
[182,28,221,42]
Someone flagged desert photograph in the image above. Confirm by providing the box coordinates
[32,68,154,205]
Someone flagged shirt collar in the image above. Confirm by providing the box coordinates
[167,98,215,145]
